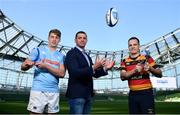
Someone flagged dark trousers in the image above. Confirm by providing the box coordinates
[129,88,155,114]
[68,96,93,114]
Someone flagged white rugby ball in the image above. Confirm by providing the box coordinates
[106,7,118,27]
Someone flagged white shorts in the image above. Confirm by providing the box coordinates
[27,90,59,113]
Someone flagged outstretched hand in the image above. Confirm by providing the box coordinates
[104,60,115,70]
[35,61,47,69]
[21,59,35,71]
[93,57,106,70]
[135,63,143,73]
[144,62,151,72]
[24,59,35,68]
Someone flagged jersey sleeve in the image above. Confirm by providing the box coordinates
[120,59,126,70]
[59,53,65,65]
[29,47,39,62]
[148,56,156,67]
[60,55,65,64]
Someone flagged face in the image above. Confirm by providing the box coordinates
[128,39,140,55]
[48,33,60,48]
[75,33,87,48]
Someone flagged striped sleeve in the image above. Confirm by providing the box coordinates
[148,56,156,67]
[120,59,126,70]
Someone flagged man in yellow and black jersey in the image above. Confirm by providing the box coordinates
[120,37,162,114]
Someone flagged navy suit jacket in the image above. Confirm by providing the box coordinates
[65,47,107,99]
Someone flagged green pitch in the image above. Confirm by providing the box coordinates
[0,100,179,114]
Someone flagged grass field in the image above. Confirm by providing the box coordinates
[1,90,180,114]
[0,100,180,114]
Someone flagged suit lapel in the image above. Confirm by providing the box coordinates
[74,47,91,66]
[86,53,93,65]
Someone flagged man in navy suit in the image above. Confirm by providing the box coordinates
[65,31,114,114]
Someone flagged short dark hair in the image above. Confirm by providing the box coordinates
[128,37,140,45]
[49,29,61,38]
[75,31,87,39]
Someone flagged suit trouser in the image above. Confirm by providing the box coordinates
[68,96,93,114]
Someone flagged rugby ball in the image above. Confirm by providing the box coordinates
[106,7,118,27]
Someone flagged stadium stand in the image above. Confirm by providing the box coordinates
[0,9,180,94]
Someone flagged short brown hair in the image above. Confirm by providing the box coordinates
[49,29,61,38]
[128,37,140,45]
[75,31,87,39]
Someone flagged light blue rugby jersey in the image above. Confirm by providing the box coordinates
[29,46,64,93]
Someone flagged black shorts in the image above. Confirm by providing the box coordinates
[129,88,155,114]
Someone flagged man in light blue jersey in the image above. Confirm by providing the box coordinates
[21,29,65,114]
